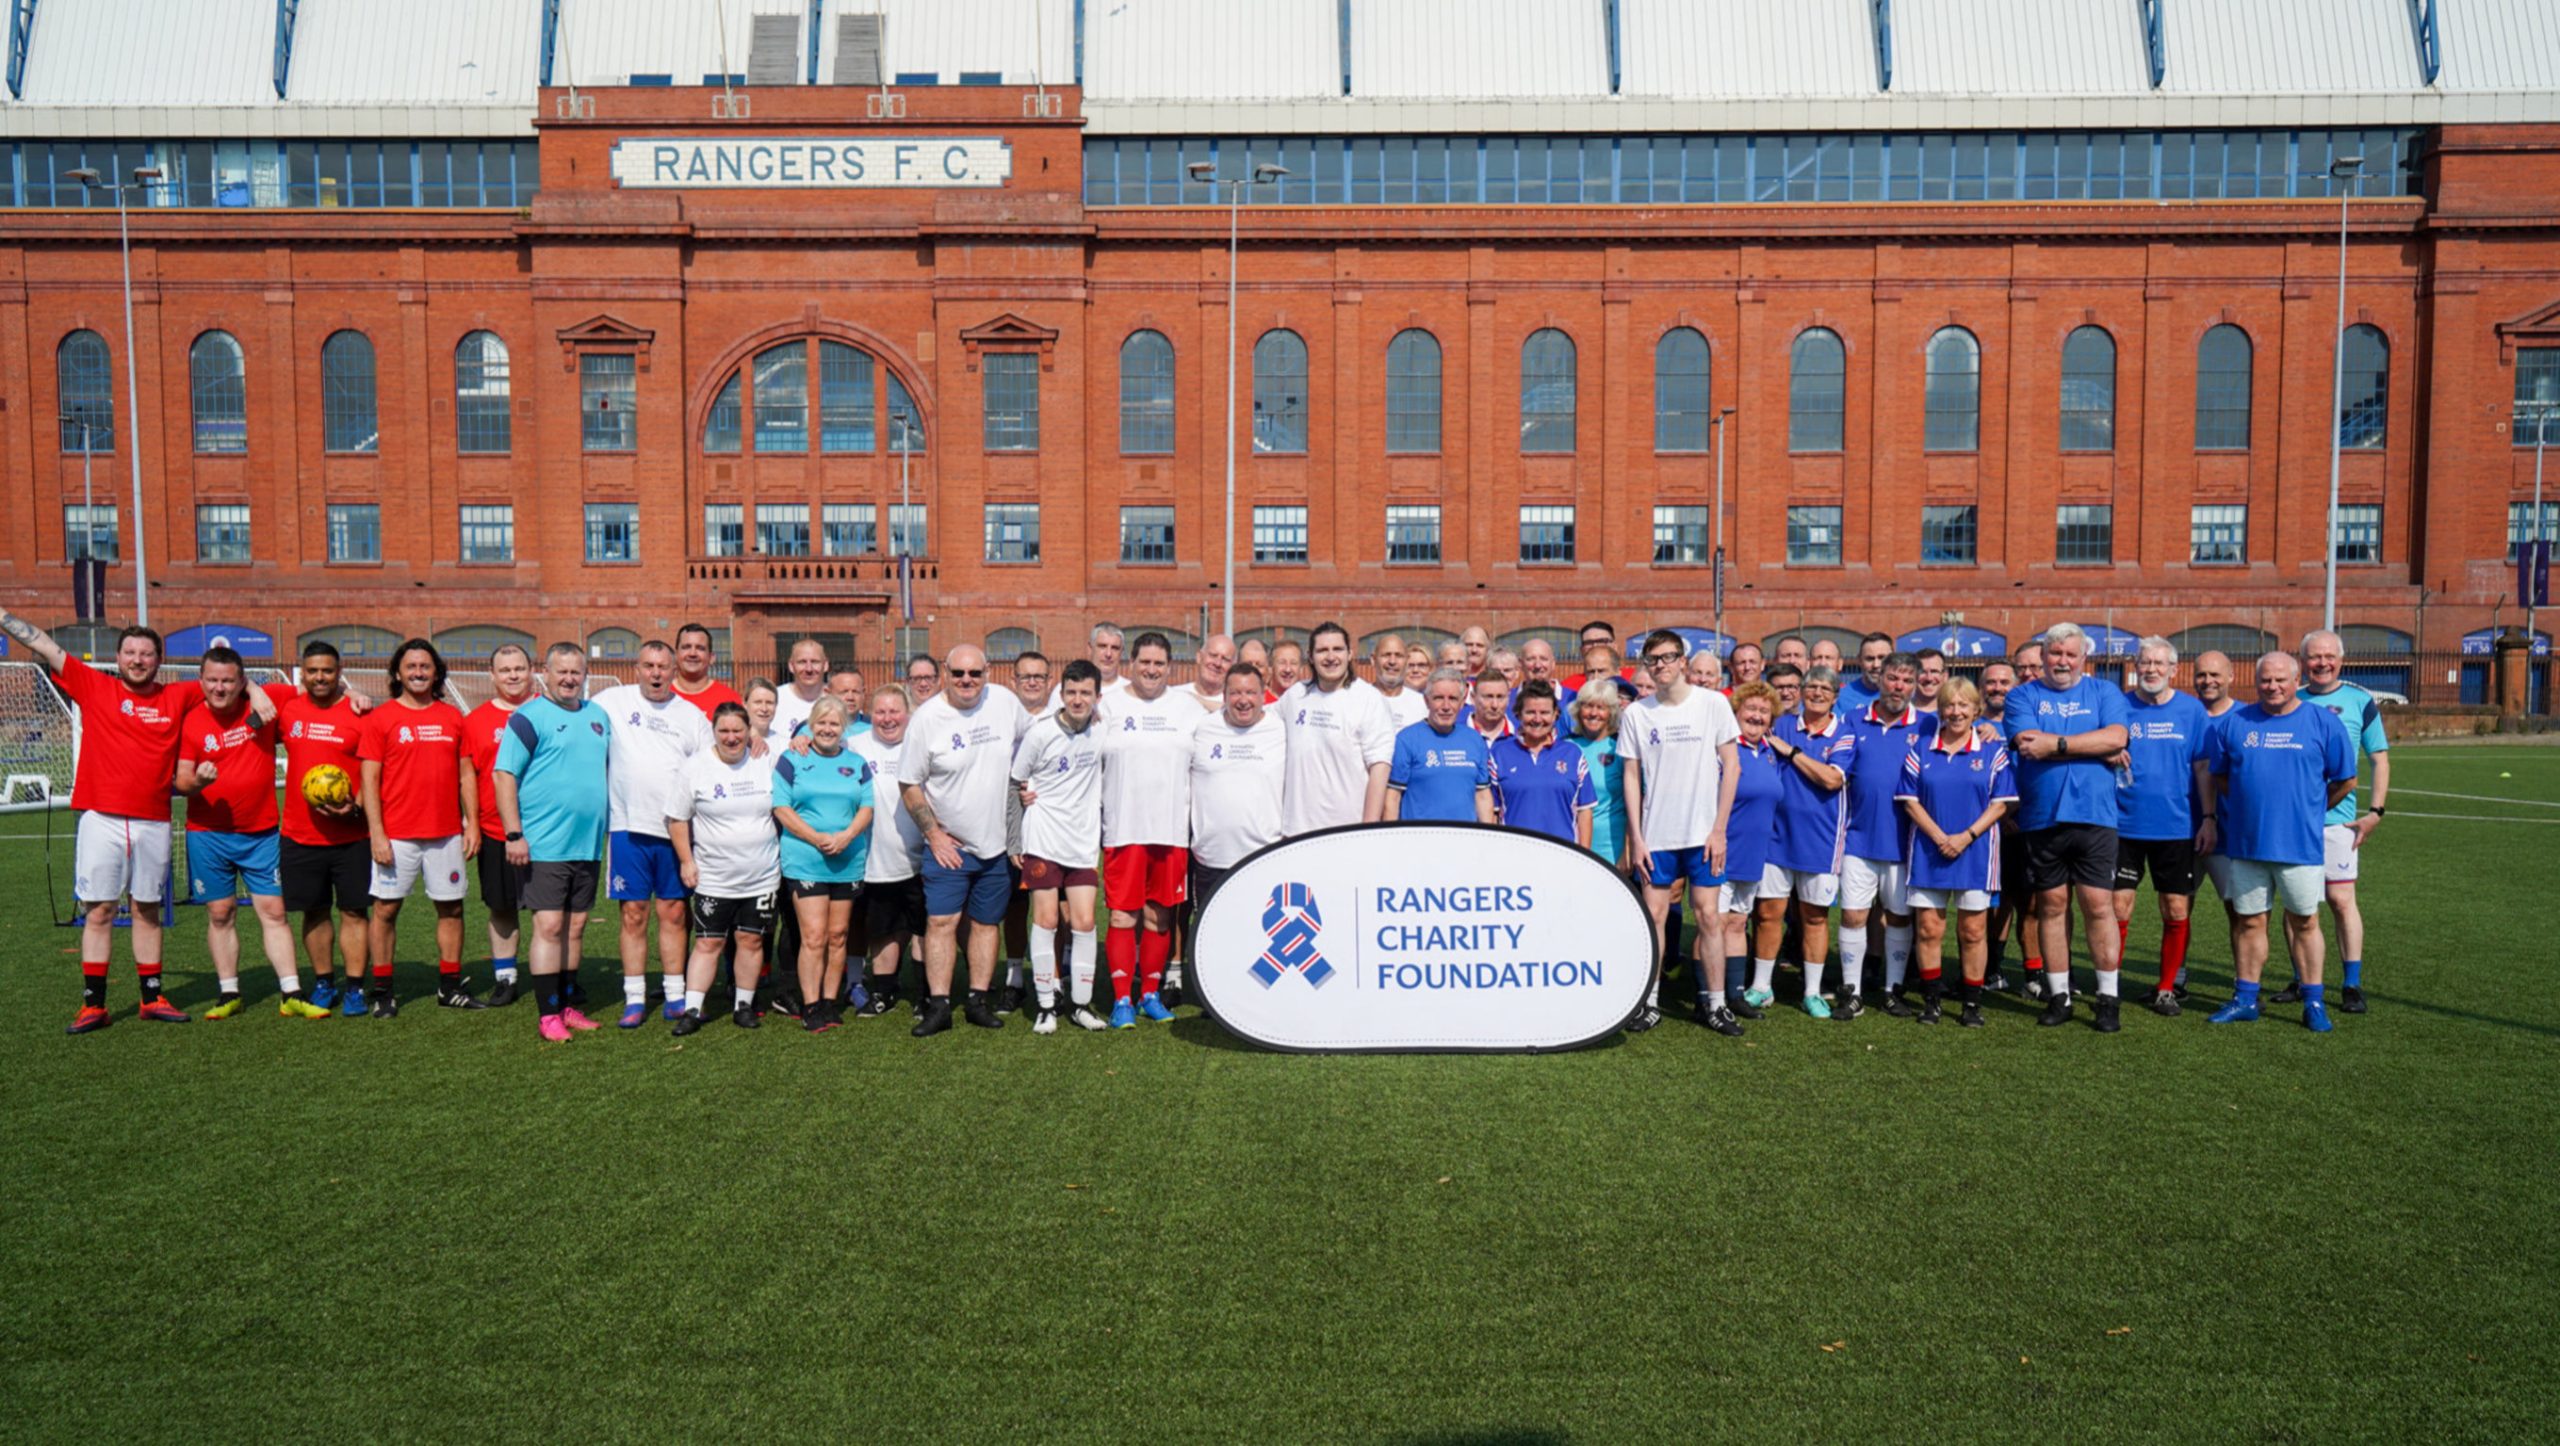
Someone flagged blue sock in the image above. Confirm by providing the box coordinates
[1726,956,1748,995]
[2303,983,2325,1004]
[2235,979,2261,1007]
[2343,958,2361,988]
[493,954,517,976]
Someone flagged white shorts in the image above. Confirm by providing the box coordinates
[2322,824,2361,884]
[372,835,468,903]
[2201,851,2235,903]
[1759,863,1840,907]
[1908,885,1993,913]
[75,811,172,905]
[1839,855,1909,916]
[1718,876,1763,915]
[2225,858,2324,918]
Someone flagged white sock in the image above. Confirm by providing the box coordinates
[1166,960,1185,989]
[623,975,647,1006]
[494,965,518,983]
[1840,932,1869,997]
[1647,976,1661,1008]
[1751,958,1776,995]
[662,970,684,1002]
[1030,924,1059,1008]
[1069,929,1098,1006]
[1884,924,1913,990]
[684,987,706,1013]
[2047,966,2072,1000]
[2097,969,2120,998]
[1803,957,1826,1000]
[277,971,302,995]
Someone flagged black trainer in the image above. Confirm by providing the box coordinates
[1983,969,2013,994]
[1916,984,1942,1024]
[732,1003,761,1029]
[1625,1005,1662,1034]
[1959,1003,1986,1028]
[2022,973,2046,1001]
[671,1008,706,1037]
[910,996,954,1038]
[996,985,1025,1016]
[1727,994,1765,1021]
[1836,993,1866,1022]
[371,991,401,1019]
[1705,1006,1744,1038]
[2037,995,2072,1027]
[2338,985,2368,1014]
[2269,981,2305,1005]
[858,983,900,1018]
[1880,990,1916,1019]
[963,992,1005,1029]
[486,977,520,1008]
[2149,989,2181,1018]
[770,994,803,1021]
[2092,995,2122,1034]
[437,983,487,1010]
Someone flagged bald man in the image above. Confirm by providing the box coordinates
[1372,633,1426,729]
[897,644,1034,1036]
[1186,634,1236,712]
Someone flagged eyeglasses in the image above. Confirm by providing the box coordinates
[948,668,986,679]
[1015,674,1050,686]
[1642,652,1684,668]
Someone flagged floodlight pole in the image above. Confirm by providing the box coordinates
[70,165,164,626]
[2321,156,2363,634]
[1193,160,1286,640]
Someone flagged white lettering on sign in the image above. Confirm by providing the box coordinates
[608,137,1013,190]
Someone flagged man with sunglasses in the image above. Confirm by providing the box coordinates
[898,644,1033,1035]
[1618,630,1741,1032]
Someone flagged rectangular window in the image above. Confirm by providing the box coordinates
[459,503,514,563]
[756,503,810,557]
[2190,504,2248,565]
[984,503,1041,563]
[196,504,252,564]
[2333,503,2382,565]
[2516,347,2560,446]
[585,503,638,563]
[1786,504,1843,566]
[888,504,928,557]
[2510,501,2560,563]
[1651,505,1710,566]
[703,503,744,558]
[982,352,1040,452]
[2055,504,2113,567]
[1386,505,1442,565]
[327,503,380,564]
[1518,505,1576,566]
[822,502,876,556]
[1920,505,1977,566]
[1119,505,1175,565]
[580,352,636,451]
[1252,504,1309,565]
[65,504,119,563]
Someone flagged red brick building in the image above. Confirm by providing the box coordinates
[4,0,2557,687]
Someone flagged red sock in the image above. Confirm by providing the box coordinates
[2117,917,2130,952]
[2159,918,2190,995]
[1919,962,1942,982]
[2024,955,2044,974]
[438,959,461,983]
[371,963,394,986]
[1105,927,1137,1003]
[1139,929,1171,996]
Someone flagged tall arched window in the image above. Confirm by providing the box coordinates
[819,341,874,452]
[703,373,742,452]
[454,331,511,454]
[1924,326,1980,452]
[2059,325,2115,452]
[1385,329,1441,454]
[58,330,112,453]
[1520,328,1576,454]
[1789,327,1845,452]
[1655,327,1711,452]
[1252,329,1307,453]
[752,342,808,452]
[2339,324,2388,449]
[189,331,247,454]
[1120,330,1175,455]
[321,330,378,453]
[2196,324,2253,450]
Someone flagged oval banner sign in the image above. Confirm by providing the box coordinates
[1191,822,1653,1053]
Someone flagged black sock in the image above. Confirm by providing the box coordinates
[1963,982,1984,1005]
[138,969,165,1003]
[1985,938,2007,973]
[82,967,108,1009]
[538,979,562,1016]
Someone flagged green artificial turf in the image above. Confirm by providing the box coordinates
[4,743,2557,1442]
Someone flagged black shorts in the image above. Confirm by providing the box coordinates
[692,888,777,939]
[524,859,599,914]
[1189,861,1233,916]
[477,842,529,915]
[1999,826,2031,906]
[280,836,370,917]
[2113,835,2198,895]
[2026,824,2119,893]
[864,875,928,941]
[787,877,860,902]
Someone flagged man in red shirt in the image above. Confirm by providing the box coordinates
[176,647,327,1019]
[359,639,479,1015]
[2,610,276,1032]
[277,642,376,1013]
[463,642,538,1006]
[669,622,744,718]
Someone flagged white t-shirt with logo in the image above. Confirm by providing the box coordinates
[850,729,923,882]
[592,684,714,837]
[1096,687,1199,848]
[898,687,1032,860]
[770,684,827,748]
[1277,677,1398,837]
[1378,687,1429,731]
[1180,682,1224,714]
[667,750,780,898]
[1009,716,1104,865]
[1190,710,1288,869]
[1617,686,1742,852]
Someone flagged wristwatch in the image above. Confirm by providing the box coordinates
[2366,806,2386,818]
[505,830,524,842]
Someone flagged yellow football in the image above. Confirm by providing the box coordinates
[301,763,354,810]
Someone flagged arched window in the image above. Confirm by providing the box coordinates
[1520,328,1576,454]
[983,626,1038,662]
[58,330,112,453]
[299,623,401,660]
[752,342,807,452]
[703,373,742,452]
[586,626,643,660]
[2339,324,2388,449]
[1120,330,1175,455]
[2196,324,2253,450]
[2060,326,2115,452]
[819,341,874,452]
[1655,327,1711,452]
[2168,624,2274,658]
[189,331,247,454]
[2337,624,2415,654]
[1385,329,1441,454]
[454,331,511,454]
[1924,327,1980,452]
[1789,328,1845,451]
[1123,626,1202,661]
[321,330,378,453]
[1252,329,1307,453]
[887,371,923,452]
[431,624,536,659]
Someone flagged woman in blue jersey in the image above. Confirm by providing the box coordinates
[1766,666,1851,1016]
[771,696,873,1033]
[1702,682,1786,1036]
[1895,678,2016,1028]
[1571,681,1628,871]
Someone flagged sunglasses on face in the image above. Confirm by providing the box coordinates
[948,668,986,679]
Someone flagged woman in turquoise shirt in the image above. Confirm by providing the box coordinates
[772,696,873,1033]
[1571,680,1628,872]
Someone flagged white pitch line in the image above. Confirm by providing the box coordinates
[2392,810,2560,825]
[2393,788,2560,809]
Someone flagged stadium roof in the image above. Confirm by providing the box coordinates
[4,0,2555,137]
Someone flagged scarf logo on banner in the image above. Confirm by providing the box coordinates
[1251,883,1334,990]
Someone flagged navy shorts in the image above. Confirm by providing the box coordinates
[1645,845,1722,890]
[922,850,1015,925]
[609,830,687,902]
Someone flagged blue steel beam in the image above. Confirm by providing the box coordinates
[1073,0,1084,85]
[272,0,298,98]
[2411,0,2441,85]
[2140,0,2165,88]
[806,0,823,83]
[1604,0,1621,95]
[8,0,36,101]
[1871,0,1892,90]
[1338,0,1350,95]
[539,0,562,87]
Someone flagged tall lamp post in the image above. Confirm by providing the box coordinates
[66,166,163,628]
[1189,160,1287,640]
[2527,397,2554,655]
[2320,154,2364,634]
[1710,403,1737,653]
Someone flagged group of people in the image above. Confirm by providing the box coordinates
[4,602,2385,1042]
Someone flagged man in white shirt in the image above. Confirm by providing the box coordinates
[1620,628,1743,1033]
[1010,660,1104,1033]
[594,640,713,1026]
[1089,623,1129,694]
[1190,661,1288,915]
[1372,632,1427,730]
[995,648,1057,1008]
[1270,639,1307,695]
[770,637,831,747]
[851,683,928,1018]
[1095,633,1197,1026]
[1184,634,1235,713]
[1279,622,1396,836]
[897,644,1032,1035]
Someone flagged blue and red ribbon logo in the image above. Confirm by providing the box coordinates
[1253,883,1334,989]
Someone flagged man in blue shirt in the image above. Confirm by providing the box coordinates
[1837,632,1894,714]
[2001,622,2132,1032]
[2290,629,2391,1014]
[1386,670,1493,824]
[2200,652,2357,1032]
[2112,636,2211,1018]
[1491,680,1595,845]
[494,641,614,1039]
[1833,653,1935,1019]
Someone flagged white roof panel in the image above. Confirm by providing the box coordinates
[1085,0,1338,102]
[2163,0,2426,94]
[292,0,541,106]
[2438,0,2560,92]
[1353,0,1608,100]
[553,0,801,89]
[1620,0,1876,99]
[1894,0,2149,96]
[881,0,1075,86]
[18,0,275,107]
